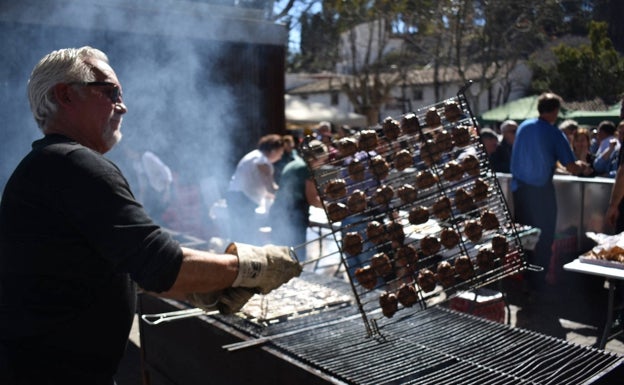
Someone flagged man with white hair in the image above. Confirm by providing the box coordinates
[0,46,301,384]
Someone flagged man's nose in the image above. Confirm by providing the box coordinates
[115,102,128,114]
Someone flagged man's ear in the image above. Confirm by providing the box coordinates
[52,83,73,107]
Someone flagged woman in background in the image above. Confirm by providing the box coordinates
[270,140,327,260]
[226,134,284,244]
[572,127,596,177]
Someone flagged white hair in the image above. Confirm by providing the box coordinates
[27,46,109,131]
[500,119,518,133]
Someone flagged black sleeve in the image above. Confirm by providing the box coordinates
[59,149,183,292]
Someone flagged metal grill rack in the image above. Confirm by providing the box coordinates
[301,86,529,336]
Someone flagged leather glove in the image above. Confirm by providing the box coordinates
[186,288,256,315]
[227,242,302,294]
[186,291,220,312]
[217,287,256,315]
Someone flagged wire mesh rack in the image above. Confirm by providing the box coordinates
[300,84,529,336]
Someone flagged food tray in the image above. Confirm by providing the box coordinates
[579,254,624,270]
[301,89,528,336]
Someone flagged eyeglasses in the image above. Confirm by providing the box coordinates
[72,81,122,104]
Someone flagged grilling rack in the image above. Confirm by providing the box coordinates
[299,84,530,337]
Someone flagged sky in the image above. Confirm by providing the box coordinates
[273,0,322,54]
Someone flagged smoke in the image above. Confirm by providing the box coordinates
[0,1,279,206]
[108,36,239,186]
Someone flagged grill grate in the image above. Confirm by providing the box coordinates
[264,306,623,385]
[209,273,622,384]
[300,87,528,335]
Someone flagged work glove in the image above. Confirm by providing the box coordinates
[217,287,256,315]
[186,291,219,312]
[228,242,303,294]
[186,287,256,315]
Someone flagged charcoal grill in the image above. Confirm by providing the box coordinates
[298,85,528,336]
[138,88,623,384]
[139,272,624,385]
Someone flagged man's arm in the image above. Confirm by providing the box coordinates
[159,242,302,297]
[564,160,585,176]
[258,163,278,194]
[305,178,322,207]
[160,247,238,298]
[593,139,618,174]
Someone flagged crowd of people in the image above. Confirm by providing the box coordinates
[486,112,624,179]
[227,97,624,286]
[225,121,348,252]
[482,93,624,292]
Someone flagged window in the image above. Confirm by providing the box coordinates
[330,91,339,106]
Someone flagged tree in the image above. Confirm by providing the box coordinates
[529,21,624,104]
[285,0,613,121]
[273,0,325,71]
[297,10,340,72]
[321,0,414,124]
[433,0,579,113]
[592,0,624,54]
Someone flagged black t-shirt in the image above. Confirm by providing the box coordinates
[0,135,183,383]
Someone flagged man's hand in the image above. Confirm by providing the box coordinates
[186,288,256,315]
[186,291,220,312]
[217,288,256,314]
[227,243,302,294]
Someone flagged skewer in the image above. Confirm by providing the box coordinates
[291,225,341,249]
[294,248,343,267]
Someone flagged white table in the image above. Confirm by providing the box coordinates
[564,258,624,349]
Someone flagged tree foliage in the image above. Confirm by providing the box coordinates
[280,0,623,122]
[530,21,624,104]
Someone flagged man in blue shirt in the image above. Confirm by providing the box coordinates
[511,92,585,291]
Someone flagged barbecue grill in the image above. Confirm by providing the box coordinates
[139,272,624,384]
[138,88,624,384]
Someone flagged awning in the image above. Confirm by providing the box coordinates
[480,95,621,127]
[479,95,541,125]
[562,103,621,126]
[285,95,367,128]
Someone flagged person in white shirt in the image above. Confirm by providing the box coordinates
[226,134,284,244]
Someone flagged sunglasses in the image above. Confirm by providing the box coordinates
[73,81,122,104]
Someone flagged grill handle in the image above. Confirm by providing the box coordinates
[141,308,218,325]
